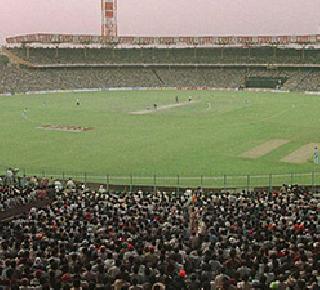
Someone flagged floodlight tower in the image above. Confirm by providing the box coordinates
[101,0,118,37]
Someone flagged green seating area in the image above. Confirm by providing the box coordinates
[9,47,320,65]
[245,76,288,88]
[0,55,9,65]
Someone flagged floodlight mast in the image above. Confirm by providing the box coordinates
[101,0,118,37]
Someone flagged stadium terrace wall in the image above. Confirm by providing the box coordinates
[0,86,297,97]
[6,33,320,47]
[2,88,301,100]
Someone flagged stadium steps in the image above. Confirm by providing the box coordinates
[0,47,33,67]
[152,69,165,85]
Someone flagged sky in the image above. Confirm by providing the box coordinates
[0,0,319,43]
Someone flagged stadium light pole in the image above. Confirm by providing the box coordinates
[101,0,118,37]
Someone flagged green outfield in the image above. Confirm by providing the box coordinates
[1,89,320,187]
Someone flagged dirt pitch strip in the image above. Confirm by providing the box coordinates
[240,139,289,159]
[130,101,198,115]
[281,143,316,164]
[38,125,94,133]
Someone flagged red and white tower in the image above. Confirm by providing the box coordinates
[101,0,118,37]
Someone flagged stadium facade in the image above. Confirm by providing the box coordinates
[2,1,320,93]
[6,33,320,47]
[4,0,320,47]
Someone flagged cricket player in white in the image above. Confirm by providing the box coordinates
[313,145,319,164]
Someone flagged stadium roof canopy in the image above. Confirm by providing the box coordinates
[5,33,320,48]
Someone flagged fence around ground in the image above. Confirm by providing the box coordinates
[3,167,320,193]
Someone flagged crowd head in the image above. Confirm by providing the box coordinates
[0,178,319,289]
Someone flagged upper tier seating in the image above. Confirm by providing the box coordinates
[8,47,320,65]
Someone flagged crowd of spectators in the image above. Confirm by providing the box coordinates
[0,182,37,212]
[0,65,248,93]
[0,169,55,212]
[155,68,246,88]
[285,71,320,92]
[1,47,320,93]
[0,177,319,289]
[8,47,320,65]
[1,63,320,94]
[0,65,162,93]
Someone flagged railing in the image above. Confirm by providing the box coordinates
[30,63,320,69]
[3,167,320,192]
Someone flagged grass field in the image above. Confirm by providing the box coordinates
[1,89,320,188]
